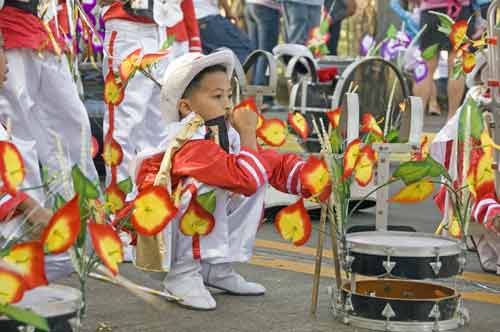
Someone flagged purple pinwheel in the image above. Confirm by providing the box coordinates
[396,30,411,48]
[413,60,428,83]
[360,34,376,56]
[92,33,103,54]
[82,0,97,13]
[380,39,400,60]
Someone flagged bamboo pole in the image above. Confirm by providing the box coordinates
[310,204,327,315]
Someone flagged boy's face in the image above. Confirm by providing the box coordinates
[179,71,233,122]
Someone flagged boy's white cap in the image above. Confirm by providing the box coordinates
[160,50,235,124]
[466,51,488,89]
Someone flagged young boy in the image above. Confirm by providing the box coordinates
[133,50,316,310]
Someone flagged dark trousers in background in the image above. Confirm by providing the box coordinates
[198,14,254,65]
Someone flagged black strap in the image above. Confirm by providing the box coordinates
[5,0,39,15]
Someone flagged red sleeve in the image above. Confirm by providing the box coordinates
[135,153,164,192]
[257,148,305,195]
[172,140,269,196]
[181,0,202,52]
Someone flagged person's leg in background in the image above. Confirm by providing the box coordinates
[282,1,320,45]
[446,50,466,119]
[198,15,254,64]
[413,55,439,116]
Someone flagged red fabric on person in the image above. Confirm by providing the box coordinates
[0,6,64,52]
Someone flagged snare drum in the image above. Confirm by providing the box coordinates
[342,279,461,332]
[0,284,81,332]
[345,231,464,279]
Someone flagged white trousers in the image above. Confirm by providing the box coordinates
[171,186,266,265]
[0,49,99,201]
[102,19,189,194]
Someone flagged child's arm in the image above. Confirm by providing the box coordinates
[472,193,500,233]
[171,140,269,196]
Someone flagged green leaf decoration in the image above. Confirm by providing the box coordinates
[53,193,67,212]
[196,191,217,214]
[161,35,177,50]
[118,177,133,195]
[422,44,439,61]
[430,10,454,29]
[386,24,397,39]
[458,97,483,141]
[0,304,50,331]
[71,165,100,200]
[364,131,384,144]
[393,160,431,185]
[320,19,330,33]
[425,156,450,180]
[386,128,400,143]
[330,130,342,153]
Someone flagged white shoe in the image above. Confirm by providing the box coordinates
[202,263,266,296]
[164,260,216,310]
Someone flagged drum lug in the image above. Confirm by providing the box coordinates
[381,303,396,331]
[429,303,441,331]
[383,248,396,275]
[344,294,354,312]
[430,248,442,276]
[345,255,355,271]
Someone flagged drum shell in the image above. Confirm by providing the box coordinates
[350,252,460,279]
[342,280,459,322]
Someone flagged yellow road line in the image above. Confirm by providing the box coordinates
[248,255,500,305]
[254,239,500,286]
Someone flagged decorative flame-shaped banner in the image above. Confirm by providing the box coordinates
[0,267,26,304]
[275,198,312,246]
[3,241,48,290]
[41,195,81,254]
[257,118,287,147]
[88,222,123,275]
[300,155,331,202]
[389,180,434,203]
[131,186,178,236]
[0,141,26,195]
[288,112,309,140]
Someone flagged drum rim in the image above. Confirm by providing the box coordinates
[345,231,462,257]
[344,314,461,332]
[341,279,459,302]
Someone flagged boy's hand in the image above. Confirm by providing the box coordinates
[230,105,258,135]
[230,106,258,150]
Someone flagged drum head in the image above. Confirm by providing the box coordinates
[346,231,461,257]
[333,57,411,142]
[0,285,81,320]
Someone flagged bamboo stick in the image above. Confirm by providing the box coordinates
[310,204,327,316]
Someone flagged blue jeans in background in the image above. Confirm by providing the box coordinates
[244,4,280,86]
[281,1,322,45]
[198,14,254,65]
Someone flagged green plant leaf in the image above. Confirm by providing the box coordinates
[161,35,176,50]
[393,160,431,184]
[0,304,50,331]
[430,10,454,29]
[385,128,400,143]
[425,156,450,180]
[71,165,100,200]
[53,193,67,212]
[196,191,217,214]
[118,177,133,195]
[386,24,397,39]
[422,44,439,61]
[458,97,483,141]
[320,19,330,33]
